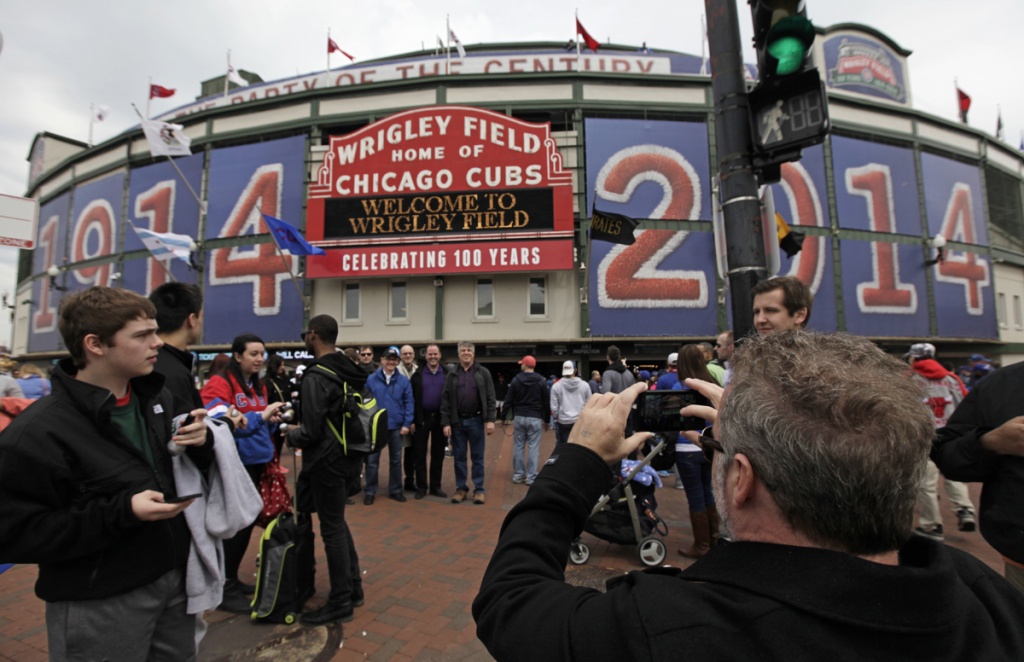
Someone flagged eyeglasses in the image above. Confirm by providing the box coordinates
[694,425,724,464]
[695,425,776,491]
[359,352,373,357]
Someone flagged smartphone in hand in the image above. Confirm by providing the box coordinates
[632,390,709,432]
[164,493,202,504]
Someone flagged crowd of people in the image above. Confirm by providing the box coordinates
[0,275,1022,659]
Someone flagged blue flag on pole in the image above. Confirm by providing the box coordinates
[261,214,326,256]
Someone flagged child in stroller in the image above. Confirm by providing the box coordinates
[569,435,670,567]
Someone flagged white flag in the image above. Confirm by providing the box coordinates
[227,63,248,87]
[140,118,192,157]
[449,28,466,58]
[131,224,196,263]
[94,105,111,122]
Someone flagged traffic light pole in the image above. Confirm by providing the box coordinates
[705,0,769,340]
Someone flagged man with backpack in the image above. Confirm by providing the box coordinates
[287,314,367,627]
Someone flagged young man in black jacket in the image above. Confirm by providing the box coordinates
[502,355,550,485]
[0,287,210,661]
[475,331,1024,661]
[934,359,1024,593]
[287,314,366,626]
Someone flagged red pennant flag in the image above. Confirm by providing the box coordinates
[149,84,176,99]
[576,18,600,52]
[328,37,355,61]
[957,87,971,123]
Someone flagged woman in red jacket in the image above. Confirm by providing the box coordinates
[200,333,284,612]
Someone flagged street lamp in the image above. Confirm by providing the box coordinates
[47,265,68,292]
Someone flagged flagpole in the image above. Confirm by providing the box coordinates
[446,15,451,75]
[575,10,581,71]
[327,28,331,75]
[88,103,95,147]
[700,16,708,75]
[146,76,152,118]
[224,50,230,97]
[269,237,308,307]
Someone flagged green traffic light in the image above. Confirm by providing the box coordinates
[765,14,814,76]
[768,36,807,75]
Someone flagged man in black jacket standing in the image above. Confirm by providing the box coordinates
[0,287,210,661]
[475,331,1024,661]
[502,355,550,486]
[441,341,496,505]
[934,360,1024,593]
[288,314,366,626]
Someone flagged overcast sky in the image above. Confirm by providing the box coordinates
[0,0,1020,348]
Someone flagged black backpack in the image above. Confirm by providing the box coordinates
[307,365,388,455]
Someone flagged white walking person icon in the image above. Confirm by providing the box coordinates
[760,100,788,145]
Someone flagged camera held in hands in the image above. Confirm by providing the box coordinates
[633,390,709,432]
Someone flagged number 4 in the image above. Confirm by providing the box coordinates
[934,183,989,315]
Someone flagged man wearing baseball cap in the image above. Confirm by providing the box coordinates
[550,360,592,446]
[906,343,976,539]
[503,356,550,486]
[364,345,414,505]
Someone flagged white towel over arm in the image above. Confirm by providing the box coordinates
[172,417,263,614]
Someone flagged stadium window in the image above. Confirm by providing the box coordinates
[343,283,360,322]
[476,278,494,319]
[998,292,1007,329]
[528,277,547,317]
[390,281,407,321]
[1015,295,1023,330]
[985,165,1024,253]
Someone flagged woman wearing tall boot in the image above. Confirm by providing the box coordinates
[672,344,721,558]
[201,333,285,612]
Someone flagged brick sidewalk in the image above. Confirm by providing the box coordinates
[0,426,1005,661]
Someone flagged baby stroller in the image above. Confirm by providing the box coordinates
[570,435,670,567]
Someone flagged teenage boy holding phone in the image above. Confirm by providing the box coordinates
[0,287,210,660]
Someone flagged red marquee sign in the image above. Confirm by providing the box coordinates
[306,106,574,278]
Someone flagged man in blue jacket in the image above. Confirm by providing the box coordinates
[365,345,413,505]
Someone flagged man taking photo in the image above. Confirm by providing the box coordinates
[475,331,1024,660]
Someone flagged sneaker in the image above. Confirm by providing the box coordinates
[957,508,977,532]
[474,492,486,505]
[656,470,671,477]
[512,475,525,484]
[451,489,468,503]
[914,525,944,541]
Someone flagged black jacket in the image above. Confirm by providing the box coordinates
[934,360,1024,564]
[287,351,367,468]
[153,343,202,415]
[474,443,1024,661]
[502,371,550,420]
[440,362,496,426]
[0,360,196,602]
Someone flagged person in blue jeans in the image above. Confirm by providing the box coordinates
[503,355,550,485]
[441,341,496,505]
[365,346,414,505]
[673,344,722,558]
